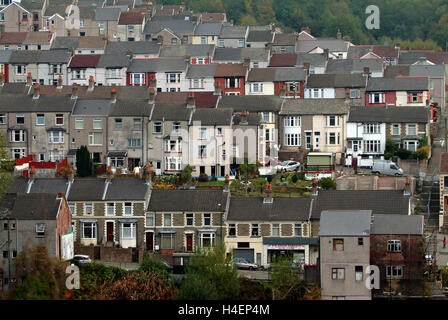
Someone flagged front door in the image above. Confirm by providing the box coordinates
[146,232,154,251]
[314,132,320,149]
[211,166,216,177]
[186,234,193,251]
[106,222,114,242]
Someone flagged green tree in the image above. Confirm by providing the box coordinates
[139,254,170,281]
[181,165,193,184]
[238,158,260,180]
[319,177,336,190]
[76,146,92,177]
[268,257,307,300]
[0,134,13,198]
[176,242,240,300]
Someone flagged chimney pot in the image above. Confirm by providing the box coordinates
[264,183,273,203]
[0,73,4,86]
[71,83,78,99]
[33,83,40,99]
[27,72,33,86]
[111,87,117,101]
[57,75,63,88]
[187,92,195,108]
[88,76,94,91]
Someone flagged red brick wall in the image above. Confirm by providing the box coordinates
[56,198,72,258]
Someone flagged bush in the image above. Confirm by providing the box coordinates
[266,175,273,183]
[181,165,193,184]
[139,255,170,281]
[416,145,429,160]
[319,177,336,190]
[397,148,413,160]
[420,135,429,147]
[291,174,299,184]
[198,173,209,182]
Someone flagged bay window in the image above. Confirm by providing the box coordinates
[121,223,136,239]
[82,222,97,239]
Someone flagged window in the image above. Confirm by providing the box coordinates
[16,114,24,124]
[36,114,45,126]
[203,214,211,226]
[263,112,271,123]
[363,140,380,153]
[123,203,132,215]
[284,116,300,127]
[199,127,206,139]
[333,239,344,251]
[228,224,236,236]
[153,122,162,133]
[11,148,26,159]
[85,203,93,215]
[272,224,280,236]
[238,39,244,48]
[355,266,363,281]
[294,224,302,236]
[358,238,364,246]
[133,118,142,130]
[130,73,145,85]
[75,118,84,129]
[163,214,172,227]
[200,233,215,247]
[82,222,96,239]
[68,203,75,215]
[332,268,345,280]
[106,203,115,216]
[392,124,400,136]
[55,114,64,125]
[217,127,223,136]
[3,251,8,258]
[80,19,84,28]
[327,116,339,127]
[369,92,384,104]
[146,213,154,227]
[386,266,403,278]
[201,36,206,44]
[10,130,25,142]
[251,83,263,93]
[0,114,5,124]
[218,40,224,47]
[121,223,136,239]
[405,140,418,152]
[328,132,336,145]
[167,73,177,83]
[350,89,360,99]
[387,240,402,252]
[99,22,104,30]
[36,223,45,237]
[226,77,239,88]
[0,13,4,22]
[197,58,204,64]
[161,233,174,249]
[88,132,102,146]
[22,13,28,21]
[198,145,207,158]
[305,132,312,149]
[364,123,380,134]
[93,119,102,129]
[285,133,300,146]
[251,224,259,236]
[186,214,194,226]
[49,131,64,144]
[408,91,423,103]
[114,118,123,130]
[407,124,417,136]
[128,25,134,33]
[128,139,141,147]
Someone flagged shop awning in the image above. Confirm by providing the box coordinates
[107,151,127,157]
[263,237,319,246]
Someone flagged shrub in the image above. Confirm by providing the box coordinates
[416,145,429,160]
[198,173,209,182]
[291,174,299,184]
[319,177,336,190]
[266,175,273,183]
[181,165,193,184]
[397,148,413,160]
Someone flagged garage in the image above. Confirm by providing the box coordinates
[233,248,254,263]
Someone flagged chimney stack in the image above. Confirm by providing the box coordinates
[363,67,370,77]
[148,87,156,104]
[71,83,78,99]
[68,166,74,182]
[323,48,329,59]
[110,87,117,102]
[301,27,311,34]
[57,75,63,89]
[279,84,286,97]
[337,28,342,40]
[312,178,318,196]
[240,110,248,124]
[263,183,273,203]
[186,92,195,108]
[303,61,310,75]
[32,83,40,99]
[88,76,94,91]
[106,166,113,182]
[224,174,230,192]
[26,72,33,86]
[243,58,250,68]
[0,73,4,86]
[185,53,191,63]
[157,35,163,44]
[149,73,157,88]
[145,164,152,184]
[214,81,222,96]
[29,166,36,181]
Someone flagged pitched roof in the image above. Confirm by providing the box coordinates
[371,214,423,235]
[218,95,283,112]
[319,210,372,236]
[213,47,269,62]
[28,178,70,194]
[366,76,429,91]
[150,103,191,121]
[310,190,409,219]
[219,25,247,39]
[118,11,144,25]
[348,106,429,123]
[214,63,247,77]
[0,50,12,63]
[0,32,27,44]
[72,99,112,116]
[104,178,149,200]
[97,54,130,68]
[200,12,226,22]
[0,95,75,113]
[159,44,214,57]
[296,38,350,53]
[148,189,228,211]
[247,68,276,81]
[306,73,366,88]
[76,36,107,49]
[273,67,307,81]
[409,65,446,78]
[93,7,121,21]
[186,64,217,78]
[144,20,196,36]
[67,178,106,201]
[281,98,348,115]
[38,50,72,63]
[191,107,233,125]
[24,31,53,44]
[247,29,273,42]
[20,0,46,11]
[439,152,448,173]
[273,33,296,46]
[384,65,410,78]
[10,193,61,220]
[269,53,297,67]
[69,54,102,68]
[194,22,222,36]
[50,37,79,50]
[325,59,384,74]
[104,41,160,55]
[9,50,42,64]
[227,196,311,221]
[127,58,187,72]
[296,53,327,67]
[109,99,153,116]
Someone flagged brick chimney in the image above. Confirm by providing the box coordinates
[26,72,33,86]
[88,76,94,91]
[214,81,222,96]
[263,183,273,203]
[337,28,342,40]
[279,84,286,97]
[29,166,36,182]
[243,57,250,68]
[71,83,78,99]
[57,75,63,89]
[145,164,152,184]
[240,110,248,124]
[149,73,157,88]
[312,178,318,196]
[68,166,74,182]
[186,92,195,108]
[157,35,163,44]
[323,48,329,59]
[0,73,4,86]
[185,53,191,63]
[301,27,311,34]
[224,174,230,192]
[303,61,310,75]
[110,87,117,102]
[32,83,40,99]
[106,166,113,182]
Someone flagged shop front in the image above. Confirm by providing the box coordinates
[262,237,319,267]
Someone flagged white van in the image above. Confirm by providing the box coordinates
[371,160,403,176]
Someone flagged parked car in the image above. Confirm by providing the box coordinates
[231,258,258,270]
[275,161,300,172]
[71,254,92,266]
[160,260,173,272]
[371,160,403,176]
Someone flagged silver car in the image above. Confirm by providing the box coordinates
[71,254,92,265]
[231,258,258,270]
[275,161,300,172]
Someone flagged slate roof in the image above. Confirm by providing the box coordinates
[127,58,187,72]
[104,178,148,200]
[399,51,448,65]
[118,11,144,25]
[296,38,350,53]
[247,30,273,42]
[97,54,130,68]
[0,95,75,112]
[43,0,72,16]
[144,20,196,36]
[77,36,107,49]
[273,33,296,46]
[67,178,106,201]
[227,197,312,221]
[69,54,102,68]
[281,99,349,115]
[232,112,261,126]
[269,53,297,67]
[247,68,276,81]
[384,65,410,78]
[325,59,384,74]
[191,107,233,125]
[9,50,41,64]
[213,47,269,62]
[0,32,27,44]
[24,31,53,44]
[274,67,307,81]
[319,210,372,236]
[348,106,429,123]
[147,189,228,211]
[409,65,446,78]
[0,50,12,63]
[310,190,410,220]
[7,176,28,194]
[200,12,226,22]
[366,77,429,91]
[218,95,283,112]
[50,37,79,50]
[72,99,112,116]
[219,25,247,39]
[159,44,214,57]
[371,214,423,235]
[348,45,399,59]
[20,0,46,11]
[186,64,217,78]
[306,73,366,88]
[109,99,152,116]
[93,7,121,21]
[214,63,247,77]
[38,50,72,63]
[194,22,222,36]
[10,193,61,220]
[28,178,70,194]
[104,41,161,55]
[296,53,327,67]
[150,103,191,121]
